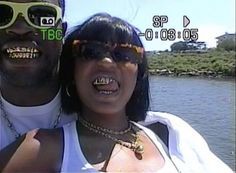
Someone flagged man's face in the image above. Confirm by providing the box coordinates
[0,0,64,87]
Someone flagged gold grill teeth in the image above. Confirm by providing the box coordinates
[7,52,38,59]
[6,47,39,53]
[94,77,114,85]
[5,47,40,59]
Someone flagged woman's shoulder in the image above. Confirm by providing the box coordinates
[145,111,205,137]
[0,128,64,173]
[144,111,209,149]
[144,111,233,173]
[145,111,192,127]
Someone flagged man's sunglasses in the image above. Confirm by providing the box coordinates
[0,1,62,29]
[72,40,144,64]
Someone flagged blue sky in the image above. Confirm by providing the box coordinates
[65,0,235,51]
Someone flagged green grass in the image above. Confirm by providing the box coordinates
[147,50,236,77]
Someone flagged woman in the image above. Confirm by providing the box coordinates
[59,13,180,172]
[0,13,233,173]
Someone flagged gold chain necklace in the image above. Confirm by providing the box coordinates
[78,116,144,155]
[78,115,132,135]
[0,94,62,139]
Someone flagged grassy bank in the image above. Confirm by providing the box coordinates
[147,50,235,78]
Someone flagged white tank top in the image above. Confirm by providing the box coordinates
[61,122,179,173]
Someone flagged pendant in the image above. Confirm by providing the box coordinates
[133,133,144,155]
[134,143,144,155]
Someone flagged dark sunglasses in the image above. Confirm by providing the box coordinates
[72,40,144,64]
[0,1,62,29]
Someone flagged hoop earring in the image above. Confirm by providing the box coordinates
[66,83,74,97]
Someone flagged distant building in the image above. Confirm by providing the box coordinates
[216,32,235,45]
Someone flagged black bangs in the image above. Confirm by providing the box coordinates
[70,13,141,46]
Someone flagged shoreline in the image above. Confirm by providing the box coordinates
[149,69,235,80]
[147,50,235,80]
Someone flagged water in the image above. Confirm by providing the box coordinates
[149,76,235,171]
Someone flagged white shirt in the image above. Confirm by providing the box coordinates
[61,121,179,173]
[144,111,233,173]
[0,91,77,149]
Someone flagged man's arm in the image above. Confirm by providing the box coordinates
[0,128,63,173]
[0,135,26,172]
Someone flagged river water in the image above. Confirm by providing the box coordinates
[149,76,235,171]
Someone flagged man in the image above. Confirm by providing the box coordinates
[0,0,76,149]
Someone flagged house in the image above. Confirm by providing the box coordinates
[216,32,235,45]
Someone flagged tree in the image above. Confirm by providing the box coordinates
[170,41,207,52]
[170,41,188,52]
[217,39,235,51]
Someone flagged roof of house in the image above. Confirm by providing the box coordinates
[216,32,235,39]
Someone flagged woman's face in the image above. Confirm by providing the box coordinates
[73,41,141,115]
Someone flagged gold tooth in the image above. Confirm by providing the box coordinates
[94,77,113,85]
[10,48,14,53]
[27,52,30,59]
[7,48,14,53]
[94,79,99,85]
[13,53,17,58]
[11,53,15,58]
[22,48,27,52]
[101,78,105,84]
[25,53,28,59]
[30,52,33,59]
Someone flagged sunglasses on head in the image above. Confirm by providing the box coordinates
[72,40,144,64]
[0,1,62,29]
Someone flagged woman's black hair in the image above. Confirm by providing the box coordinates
[60,13,149,122]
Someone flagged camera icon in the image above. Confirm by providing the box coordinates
[40,17,55,27]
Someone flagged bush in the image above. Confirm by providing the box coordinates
[217,39,235,51]
[147,50,235,77]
